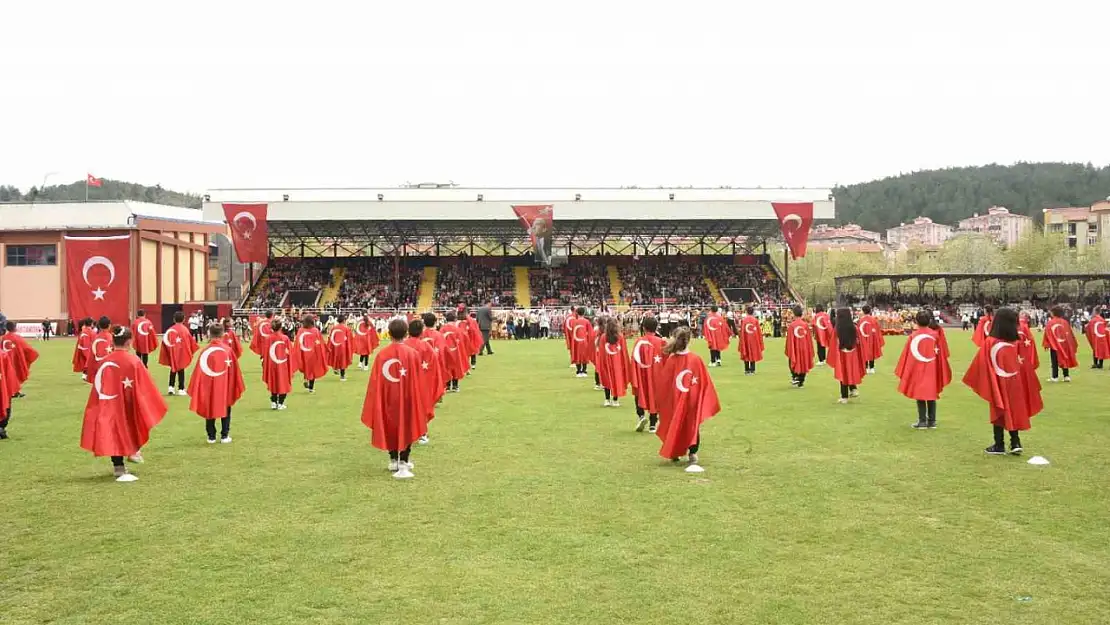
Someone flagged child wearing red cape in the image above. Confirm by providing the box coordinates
[784,305,814,388]
[972,306,994,347]
[187,323,246,444]
[81,327,168,481]
[85,316,114,383]
[963,307,1043,455]
[221,317,244,360]
[404,318,443,445]
[630,316,665,433]
[597,317,631,407]
[3,321,40,399]
[895,311,952,429]
[326,313,354,382]
[569,307,594,378]
[441,311,469,393]
[354,313,380,371]
[72,317,94,379]
[249,312,275,358]
[655,327,720,469]
[420,313,448,404]
[0,348,14,439]
[263,320,293,410]
[829,307,867,404]
[857,305,885,374]
[737,306,764,375]
[703,305,732,367]
[1042,306,1078,383]
[812,305,833,366]
[130,309,158,367]
[361,319,428,479]
[293,316,329,394]
[1085,308,1109,370]
[158,310,199,396]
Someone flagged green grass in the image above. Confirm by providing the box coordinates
[2,334,1110,625]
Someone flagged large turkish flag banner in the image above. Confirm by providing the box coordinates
[772,202,815,260]
[222,203,269,263]
[64,235,131,323]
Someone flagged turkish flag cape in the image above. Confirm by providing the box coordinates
[419,328,448,389]
[0,351,13,417]
[737,315,765,362]
[962,337,1043,431]
[131,317,159,355]
[894,328,951,401]
[326,324,354,371]
[972,315,993,347]
[463,317,482,355]
[262,333,294,395]
[569,317,594,365]
[187,339,246,419]
[563,313,576,356]
[292,327,329,381]
[812,312,834,348]
[222,203,269,263]
[655,352,720,459]
[703,313,732,351]
[1042,317,1079,368]
[441,322,470,380]
[856,315,885,362]
[81,351,168,457]
[2,331,39,386]
[64,235,131,323]
[1017,323,1040,370]
[828,331,868,386]
[73,326,94,373]
[353,318,380,356]
[84,329,115,383]
[772,202,815,260]
[224,330,243,359]
[630,332,665,413]
[1085,315,1110,360]
[785,319,815,374]
[250,319,274,356]
[597,335,632,398]
[158,323,198,371]
[404,337,444,419]
[361,343,428,451]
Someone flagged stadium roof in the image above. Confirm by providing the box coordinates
[837,273,1110,283]
[201,186,835,243]
[0,201,223,232]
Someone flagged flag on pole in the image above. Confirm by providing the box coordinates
[86,174,102,188]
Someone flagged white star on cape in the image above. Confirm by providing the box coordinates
[421,361,430,370]
[399,368,408,377]
[92,287,106,300]
[122,377,134,389]
[691,376,699,385]
[653,355,662,363]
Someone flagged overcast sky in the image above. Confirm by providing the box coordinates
[2,1,1107,194]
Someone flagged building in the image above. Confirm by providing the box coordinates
[1042,200,1110,251]
[956,206,1033,247]
[0,201,227,323]
[808,223,882,246]
[886,216,954,247]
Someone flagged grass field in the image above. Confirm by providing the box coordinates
[2,334,1110,625]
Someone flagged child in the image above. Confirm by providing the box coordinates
[597,317,631,407]
[294,315,329,393]
[187,323,245,444]
[361,319,428,479]
[354,313,380,371]
[784,305,814,388]
[158,310,199,396]
[80,327,168,481]
[72,317,94,379]
[830,307,867,404]
[222,317,244,360]
[1042,306,1078,382]
[963,307,1043,455]
[130,310,158,367]
[263,321,293,410]
[631,316,664,433]
[85,316,114,383]
[895,311,952,429]
[326,313,354,381]
[0,347,14,439]
[738,306,764,375]
[654,327,720,469]
[404,318,443,444]
[857,305,885,374]
[3,321,40,398]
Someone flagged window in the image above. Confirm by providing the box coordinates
[5,244,57,266]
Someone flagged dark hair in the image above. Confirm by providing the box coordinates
[814,304,825,313]
[4,321,14,332]
[337,313,348,323]
[1050,305,1065,318]
[301,315,315,328]
[984,305,993,316]
[264,311,274,319]
[990,307,1019,341]
[710,305,718,313]
[576,306,586,316]
[408,318,424,338]
[834,307,857,350]
[173,311,185,323]
[97,316,111,330]
[663,326,691,355]
[270,319,282,333]
[915,310,932,327]
[422,312,437,328]
[642,316,658,333]
[861,305,872,315]
[792,305,803,318]
[111,325,132,347]
[444,311,457,322]
[926,311,941,331]
[745,306,754,316]
[605,317,620,344]
[388,318,408,341]
[208,322,225,339]
[136,309,146,317]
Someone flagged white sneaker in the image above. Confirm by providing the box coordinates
[388,460,399,472]
[278,403,288,410]
[178,391,189,398]
[1046,377,1058,383]
[81,374,88,382]
[849,390,859,398]
[636,416,648,432]
[838,398,849,404]
[127,453,144,463]
[602,400,612,407]
[594,385,602,391]
[340,377,348,382]
[1063,376,1072,382]
[271,402,278,410]
[207,438,217,444]
[611,400,620,407]
[393,465,415,479]
[308,389,315,394]
[168,387,176,396]
[418,435,429,445]
[116,473,139,483]
[403,461,415,470]
[220,436,232,444]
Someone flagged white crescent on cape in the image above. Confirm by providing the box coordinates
[94,361,121,400]
[91,337,110,361]
[330,329,344,346]
[604,343,620,356]
[675,369,693,393]
[859,320,872,338]
[573,325,586,342]
[792,325,806,340]
[199,346,228,378]
[984,320,992,335]
[1051,324,1065,343]
[382,358,403,383]
[162,327,178,347]
[356,323,369,336]
[815,315,829,331]
[909,333,936,363]
[82,256,116,287]
[706,317,720,332]
[1,339,13,352]
[269,339,288,365]
[136,320,151,336]
[744,322,756,335]
[1095,321,1107,339]
[990,341,1018,378]
[298,332,314,353]
[632,340,652,369]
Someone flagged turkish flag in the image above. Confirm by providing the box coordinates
[737,315,765,363]
[187,339,246,419]
[440,321,470,379]
[224,329,244,360]
[82,351,168,457]
[418,328,447,386]
[0,351,14,417]
[262,333,294,395]
[654,352,720,460]
[962,337,1043,431]
[158,322,198,371]
[292,327,329,381]
[361,342,429,451]
[326,324,355,371]
[250,317,274,356]
[64,235,131,323]
[404,336,444,419]
[1042,316,1079,368]
[1,331,39,388]
[131,317,159,356]
[353,317,380,356]
[569,317,594,365]
[1086,315,1110,359]
[629,332,665,414]
[87,173,102,187]
[703,312,732,351]
[772,202,814,260]
[597,334,632,399]
[894,328,951,401]
[73,326,95,373]
[222,203,269,263]
[785,318,815,374]
[972,315,993,347]
[84,329,114,382]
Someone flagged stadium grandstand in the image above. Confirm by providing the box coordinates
[202,186,836,316]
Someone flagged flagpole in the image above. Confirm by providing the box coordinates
[85,176,89,202]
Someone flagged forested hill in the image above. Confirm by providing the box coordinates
[833,163,1110,231]
[0,179,201,208]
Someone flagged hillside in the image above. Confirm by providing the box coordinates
[832,162,1110,232]
[0,179,201,208]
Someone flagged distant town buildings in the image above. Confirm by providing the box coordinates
[809,224,882,246]
[954,206,1033,247]
[886,217,954,248]
[1042,200,1110,251]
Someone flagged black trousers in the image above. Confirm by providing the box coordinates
[111,455,125,467]
[1050,350,1070,379]
[481,331,493,355]
[791,369,807,385]
[866,360,876,370]
[1093,355,1104,369]
[816,345,827,363]
[139,352,149,367]
[993,425,1021,447]
[839,383,858,398]
[576,363,588,374]
[269,393,288,405]
[389,446,412,462]
[709,349,721,364]
[0,407,10,429]
[635,405,658,427]
[916,400,937,423]
[167,370,185,389]
[205,408,232,439]
[744,361,757,373]
[689,433,701,455]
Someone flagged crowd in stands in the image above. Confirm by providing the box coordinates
[617,263,713,306]
[529,265,611,307]
[435,263,517,307]
[250,259,332,308]
[333,258,422,309]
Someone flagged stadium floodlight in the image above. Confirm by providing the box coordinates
[378,194,384,201]
[669,193,675,200]
[477,194,484,201]
[282,194,289,201]
[203,194,211,202]
[575,193,581,201]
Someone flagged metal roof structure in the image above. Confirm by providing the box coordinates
[0,201,222,231]
[836,273,1110,284]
